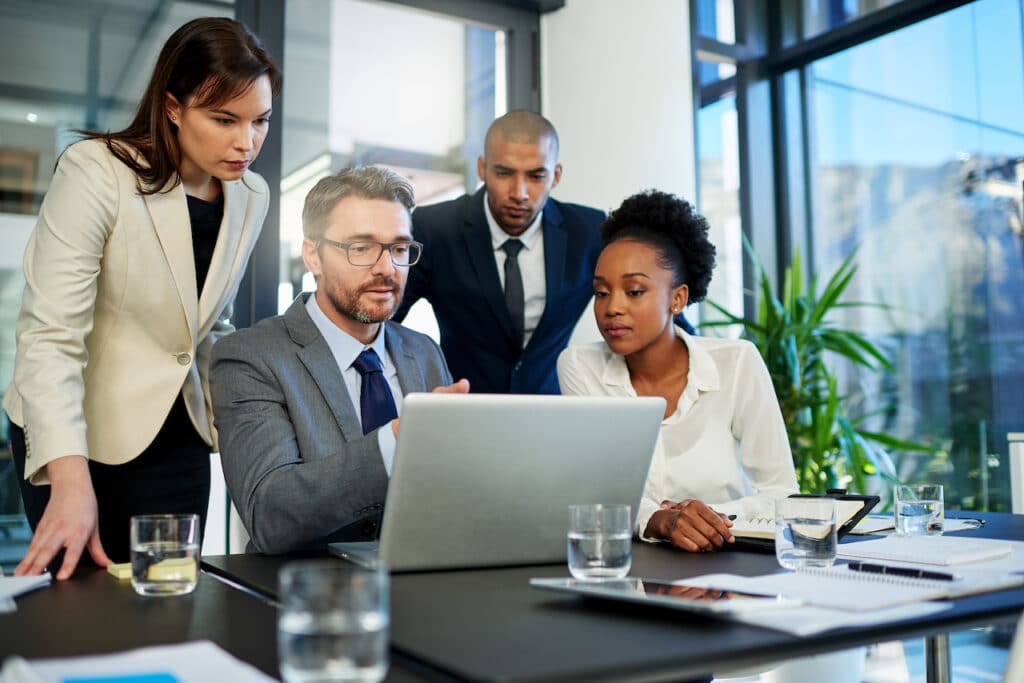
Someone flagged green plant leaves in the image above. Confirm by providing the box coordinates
[704,239,934,494]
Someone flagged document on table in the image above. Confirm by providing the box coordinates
[0,573,50,612]
[837,535,1012,566]
[723,601,953,637]
[849,515,984,535]
[0,641,276,683]
[683,565,1024,612]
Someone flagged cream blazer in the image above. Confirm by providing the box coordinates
[3,138,269,484]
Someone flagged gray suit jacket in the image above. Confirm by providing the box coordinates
[210,294,453,554]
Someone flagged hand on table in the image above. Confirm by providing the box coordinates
[15,455,111,580]
[647,498,734,553]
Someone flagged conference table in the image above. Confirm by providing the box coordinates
[202,511,1024,683]
[2,512,1021,682]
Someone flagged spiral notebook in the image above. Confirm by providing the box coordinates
[684,565,1024,612]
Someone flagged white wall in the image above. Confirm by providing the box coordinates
[541,0,696,215]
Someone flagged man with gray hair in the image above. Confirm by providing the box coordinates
[211,166,467,554]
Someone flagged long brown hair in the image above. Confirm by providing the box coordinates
[83,17,282,194]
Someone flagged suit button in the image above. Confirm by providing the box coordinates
[177,353,192,366]
[514,361,522,371]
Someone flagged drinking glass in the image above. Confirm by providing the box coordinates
[774,498,838,570]
[129,514,200,596]
[894,484,944,536]
[567,504,632,580]
[278,561,389,683]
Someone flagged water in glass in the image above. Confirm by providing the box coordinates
[130,540,199,596]
[775,517,837,569]
[896,499,944,535]
[567,531,631,579]
[279,610,388,683]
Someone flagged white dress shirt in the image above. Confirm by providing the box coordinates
[557,326,798,540]
[484,193,546,349]
[306,294,400,475]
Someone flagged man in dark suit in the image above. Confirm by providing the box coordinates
[211,167,467,554]
[394,111,604,394]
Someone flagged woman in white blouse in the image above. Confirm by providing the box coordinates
[557,190,798,552]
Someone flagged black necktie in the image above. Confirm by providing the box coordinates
[501,239,525,348]
[350,349,398,435]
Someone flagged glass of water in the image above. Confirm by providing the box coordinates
[129,513,200,597]
[278,561,389,683]
[774,498,838,570]
[567,504,632,580]
[894,484,944,536]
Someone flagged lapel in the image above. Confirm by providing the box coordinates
[385,324,420,395]
[143,181,198,343]
[461,188,517,342]
[198,178,255,337]
[287,296,364,442]
[529,198,567,347]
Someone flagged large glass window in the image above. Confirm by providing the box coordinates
[806,0,1024,510]
[280,0,507,339]
[696,92,744,331]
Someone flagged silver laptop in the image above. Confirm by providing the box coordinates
[329,393,664,572]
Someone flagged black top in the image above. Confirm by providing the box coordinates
[186,192,224,295]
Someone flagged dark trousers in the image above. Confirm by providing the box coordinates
[9,395,211,565]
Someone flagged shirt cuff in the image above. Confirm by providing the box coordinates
[377,424,397,476]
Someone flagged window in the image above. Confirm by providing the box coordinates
[280,0,508,339]
[806,0,1024,510]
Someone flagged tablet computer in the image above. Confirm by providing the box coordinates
[529,577,801,615]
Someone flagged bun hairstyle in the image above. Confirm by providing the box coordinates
[599,190,716,303]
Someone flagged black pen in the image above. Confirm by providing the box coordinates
[847,561,958,582]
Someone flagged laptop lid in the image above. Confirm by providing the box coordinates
[371,393,664,572]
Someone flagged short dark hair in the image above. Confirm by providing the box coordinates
[600,190,716,303]
[484,110,559,159]
[83,17,282,194]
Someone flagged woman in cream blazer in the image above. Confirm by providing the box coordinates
[4,17,281,578]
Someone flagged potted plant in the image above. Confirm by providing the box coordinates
[702,243,932,495]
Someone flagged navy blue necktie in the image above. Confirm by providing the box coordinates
[351,349,398,435]
[501,239,525,348]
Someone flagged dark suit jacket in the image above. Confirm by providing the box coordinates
[210,294,453,554]
[395,188,604,394]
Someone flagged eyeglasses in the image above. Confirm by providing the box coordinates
[318,238,423,267]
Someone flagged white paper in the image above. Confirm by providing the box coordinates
[838,535,1013,566]
[0,574,50,602]
[725,601,953,636]
[850,515,984,535]
[13,641,276,683]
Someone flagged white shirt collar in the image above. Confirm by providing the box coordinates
[305,292,390,372]
[483,191,544,251]
[600,325,721,394]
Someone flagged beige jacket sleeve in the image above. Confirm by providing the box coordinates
[7,141,118,482]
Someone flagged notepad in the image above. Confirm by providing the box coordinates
[685,565,1024,612]
[838,535,1012,566]
[730,499,867,540]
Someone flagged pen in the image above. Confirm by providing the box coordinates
[847,561,958,582]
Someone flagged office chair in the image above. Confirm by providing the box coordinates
[1004,611,1024,683]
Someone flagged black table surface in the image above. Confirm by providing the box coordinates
[0,568,280,678]
[202,511,1024,683]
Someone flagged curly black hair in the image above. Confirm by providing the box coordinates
[600,190,716,303]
